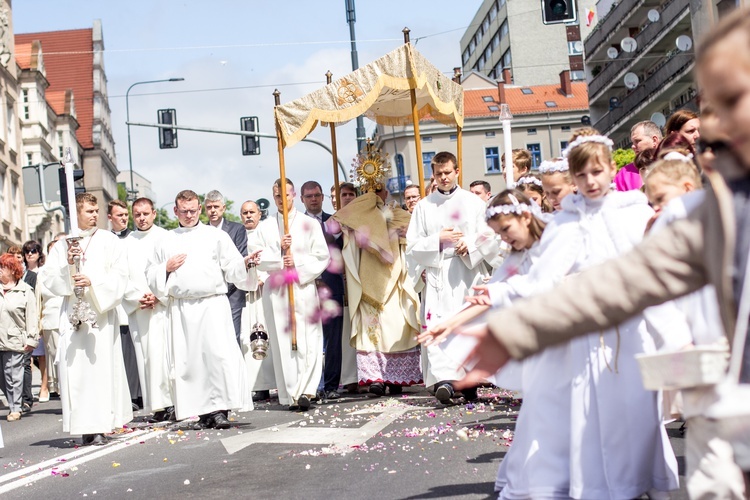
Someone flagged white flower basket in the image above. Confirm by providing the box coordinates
[635,346,729,391]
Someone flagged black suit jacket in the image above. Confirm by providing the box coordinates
[219,219,248,309]
[312,212,345,300]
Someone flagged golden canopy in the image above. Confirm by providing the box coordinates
[274,43,464,148]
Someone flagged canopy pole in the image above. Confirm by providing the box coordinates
[403,27,425,198]
[326,71,342,210]
[453,70,463,188]
[273,89,297,351]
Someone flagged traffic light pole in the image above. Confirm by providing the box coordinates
[127,121,348,180]
[21,162,70,232]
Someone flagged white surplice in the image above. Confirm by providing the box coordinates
[240,228,276,393]
[405,188,498,387]
[123,225,172,412]
[146,223,250,420]
[493,191,680,499]
[247,210,329,406]
[41,229,133,435]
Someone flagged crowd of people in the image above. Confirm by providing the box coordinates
[1,8,749,498]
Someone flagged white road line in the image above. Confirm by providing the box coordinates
[0,428,168,494]
[221,402,423,455]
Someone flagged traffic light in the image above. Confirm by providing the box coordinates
[542,0,577,25]
[58,166,85,209]
[158,109,178,149]
[241,116,260,156]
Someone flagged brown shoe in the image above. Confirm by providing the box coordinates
[7,412,21,421]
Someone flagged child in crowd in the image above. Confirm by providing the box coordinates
[516,174,552,212]
[539,157,576,212]
[510,149,531,183]
[485,134,679,499]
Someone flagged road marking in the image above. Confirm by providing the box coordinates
[221,401,425,455]
[0,428,168,494]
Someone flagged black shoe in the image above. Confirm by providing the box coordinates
[151,406,175,423]
[131,402,140,411]
[212,411,231,430]
[435,383,454,404]
[314,391,326,402]
[461,386,478,402]
[344,383,359,394]
[368,382,385,397]
[325,390,340,400]
[82,434,106,446]
[21,402,32,414]
[252,390,270,402]
[49,392,60,400]
[288,404,300,411]
[386,384,403,395]
[192,414,212,430]
[298,395,311,411]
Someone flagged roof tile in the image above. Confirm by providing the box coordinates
[464,82,589,118]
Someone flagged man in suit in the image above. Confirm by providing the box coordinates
[301,181,345,400]
[205,190,248,345]
[109,199,141,410]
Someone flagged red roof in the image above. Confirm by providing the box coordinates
[47,90,71,116]
[15,42,32,70]
[15,29,94,149]
[465,82,589,118]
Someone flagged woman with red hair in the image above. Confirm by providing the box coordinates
[0,253,39,421]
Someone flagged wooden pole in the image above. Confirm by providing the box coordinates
[273,89,297,351]
[326,71,342,210]
[403,27,425,198]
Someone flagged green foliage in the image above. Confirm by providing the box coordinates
[117,183,128,202]
[613,148,635,170]
[154,208,179,229]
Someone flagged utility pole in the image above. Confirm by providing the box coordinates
[345,0,366,153]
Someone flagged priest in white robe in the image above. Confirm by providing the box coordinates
[247,178,330,411]
[406,151,499,403]
[146,190,252,430]
[40,193,132,445]
[123,197,173,419]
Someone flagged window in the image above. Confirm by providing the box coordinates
[488,105,499,112]
[11,178,19,226]
[527,143,542,169]
[489,2,498,20]
[483,17,490,33]
[449,134,457,141]
[25,153,33,165]
[477,54,486,71]
[560,141,569,155]
[395,154,405,178]
[423,151,436,173]
[491,32,500,50]
[58,131,65,159]
[476,29,483,45]
[482,95,494,102]
[6,102,16,147]
[498,0,506,6]
[0,170,5,215]
[570,70,585,81]
[469,38,476,54]
[462,49,470,65]
[21,89,29,120]
[484,45,492,62]
[422,136,432,143]
[545,101,558,108]
[561,125,571,132]
[485,131,496,137]
[502,49,512,68]
[568,41,584,56]
[485,147,500,173]
[527,128,537,135]
[521,88,534,95]
[500,19,509,40]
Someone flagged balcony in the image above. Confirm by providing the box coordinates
[584,0,644,58]
[588,0,690,101]
[593,52,694,134]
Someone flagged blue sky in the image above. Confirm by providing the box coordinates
[13,1,481,212]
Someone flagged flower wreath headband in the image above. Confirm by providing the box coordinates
[538,158,569,174]
[486,193,544,221]
[516,176,543,188]
[562,135,614,158]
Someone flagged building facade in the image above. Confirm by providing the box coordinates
[374,71,589,197]
[584,0,747,148]
[116,170,155,204]
[0,1,26,252]
[16,20,118,228]
[460,0,597,86]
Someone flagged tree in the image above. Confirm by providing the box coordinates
[155,207,179,229]
[613,148,635,171]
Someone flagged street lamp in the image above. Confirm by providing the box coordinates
[499,104,514,188]
[126,78,185,201]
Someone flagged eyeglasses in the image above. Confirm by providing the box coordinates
[302,194,323,200]
[24,249,39,254]
[176,209,200,216]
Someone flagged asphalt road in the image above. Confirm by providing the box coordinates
[0,387,687,499]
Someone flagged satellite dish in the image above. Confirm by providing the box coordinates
[607,47,619,59]
[676,35,693,51]
[574,41,584,53]
[650,112,666,128]
[256,198,270,210]
[623,72,640,89]
[647,9,660,22]
[620,37,637,53]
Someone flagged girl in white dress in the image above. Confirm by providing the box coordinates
[488,135,680,499]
